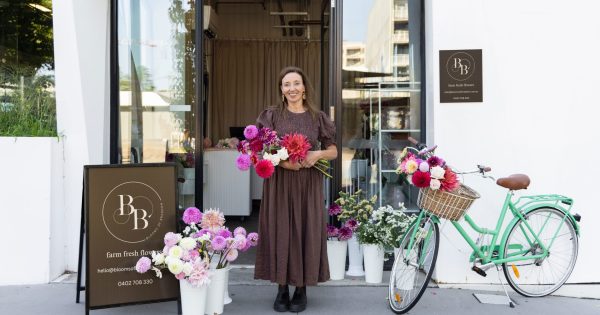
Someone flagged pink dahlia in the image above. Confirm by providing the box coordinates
[236,154,252,171]
[327,225,339,238]
[328,204,342,216]
[338,227,353,241]
[247,232,259,246]
[211,235,227,251]
[344,218,358,231]
[243,125,259,140]
[135,257,151,273]
[427,156,445,168]
[182,207,202,225]
[234,227,247,236]
[201,209,225,232]
[255,159,275,178]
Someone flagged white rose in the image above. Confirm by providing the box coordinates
[179,237,196,251]
[182,262,193,276]
[277,148,289,161]
[168,245,184,259]
[430,166,445,179]
[152,252,165,265]
[167,258,184,275]
[430,178,441,190]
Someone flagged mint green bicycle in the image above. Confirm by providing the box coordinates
[388,139,581,314]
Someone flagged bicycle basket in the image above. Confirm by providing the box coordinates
[417,184,480,221]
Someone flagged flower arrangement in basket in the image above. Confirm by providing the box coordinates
[396,147,479,221]
[134,207,259,287]
[235,125,331,178]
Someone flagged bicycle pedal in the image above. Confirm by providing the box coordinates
[471,266,487,277]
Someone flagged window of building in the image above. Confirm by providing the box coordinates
[342,0,424,211]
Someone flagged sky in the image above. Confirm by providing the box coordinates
[343,0,375,43]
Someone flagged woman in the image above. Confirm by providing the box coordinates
[254,66,338,312]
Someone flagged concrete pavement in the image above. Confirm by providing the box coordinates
[1,268,599,315]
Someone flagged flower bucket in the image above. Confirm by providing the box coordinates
[327,240,348,280]
[205,267,228,315]
[346,234,365,276]
[363,244,385,284]
[180,280,208,315]
[223,266,232,304]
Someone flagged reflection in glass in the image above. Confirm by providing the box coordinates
[118,0,197,208]
[0,1,56,137]
[342,0,422,211]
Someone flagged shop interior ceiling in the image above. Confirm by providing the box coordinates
[211,0,327,39]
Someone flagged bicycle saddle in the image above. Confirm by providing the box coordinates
[496,174,530,190]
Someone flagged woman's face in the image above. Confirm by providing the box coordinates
[281,72,305,104]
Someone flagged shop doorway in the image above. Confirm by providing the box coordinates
[202,0,334,265]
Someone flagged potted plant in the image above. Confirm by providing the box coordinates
[326,203,357,280]
[355,204,414,284]
[333,190,377,276]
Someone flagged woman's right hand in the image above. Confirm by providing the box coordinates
[280,160,301,171]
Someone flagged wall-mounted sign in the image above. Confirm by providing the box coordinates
[439,49,482,103]
[83,163,179,312]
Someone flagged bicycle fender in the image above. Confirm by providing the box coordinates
[498,204,580,259]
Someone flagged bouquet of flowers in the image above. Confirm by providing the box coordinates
[355,204,414,249]
[334,189,378,224]
[135,207,259,287]
[182,208,259,269]
[326,203,358,241]
[235,124,331,179]
[396,148,460,192]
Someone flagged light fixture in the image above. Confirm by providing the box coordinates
[28,3,52,13]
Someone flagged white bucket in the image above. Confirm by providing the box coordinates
[180,280,208,315]
[204,267,227,315]
[346,234,365,276]
[327,240,348,280]
[363,244,384,284]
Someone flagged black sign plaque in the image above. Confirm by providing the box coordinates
[439,49,483,103]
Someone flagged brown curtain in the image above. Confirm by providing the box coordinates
[209,39,322,142]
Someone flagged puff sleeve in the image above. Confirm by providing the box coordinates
[318,111,336,149]
[256,108,275,129]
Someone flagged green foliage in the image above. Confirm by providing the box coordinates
[335,190,378,224]
[0,65,57,137]
[355,205,415,248]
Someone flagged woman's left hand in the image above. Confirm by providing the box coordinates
[300,151,323,168]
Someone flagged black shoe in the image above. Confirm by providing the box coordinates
[288,286,307,313]
[273,285,290,312]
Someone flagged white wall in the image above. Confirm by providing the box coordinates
[427,0,600,290]
[0,138,64,285]
[53,0,111,271]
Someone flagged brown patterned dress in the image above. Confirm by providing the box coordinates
[253,107,336,286]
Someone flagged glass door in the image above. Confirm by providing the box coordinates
[116,0,199,209]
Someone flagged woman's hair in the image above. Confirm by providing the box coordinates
[277,66,318,119]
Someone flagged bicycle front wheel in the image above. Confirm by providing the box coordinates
[503,207,579,297]
[388,214,439,314]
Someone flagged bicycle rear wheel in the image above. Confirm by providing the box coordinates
[388,214,439,314]
[503,207,578,297]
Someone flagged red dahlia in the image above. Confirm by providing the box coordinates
[412,170,431,188]
[281,133,312,163]
[255,159,275,178]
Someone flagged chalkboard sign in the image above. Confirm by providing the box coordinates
[83,163,179,312]
[439,49,483,103]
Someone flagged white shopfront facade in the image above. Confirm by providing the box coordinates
[1,0,599,298]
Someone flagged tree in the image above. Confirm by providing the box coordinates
[0,1,54,77]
